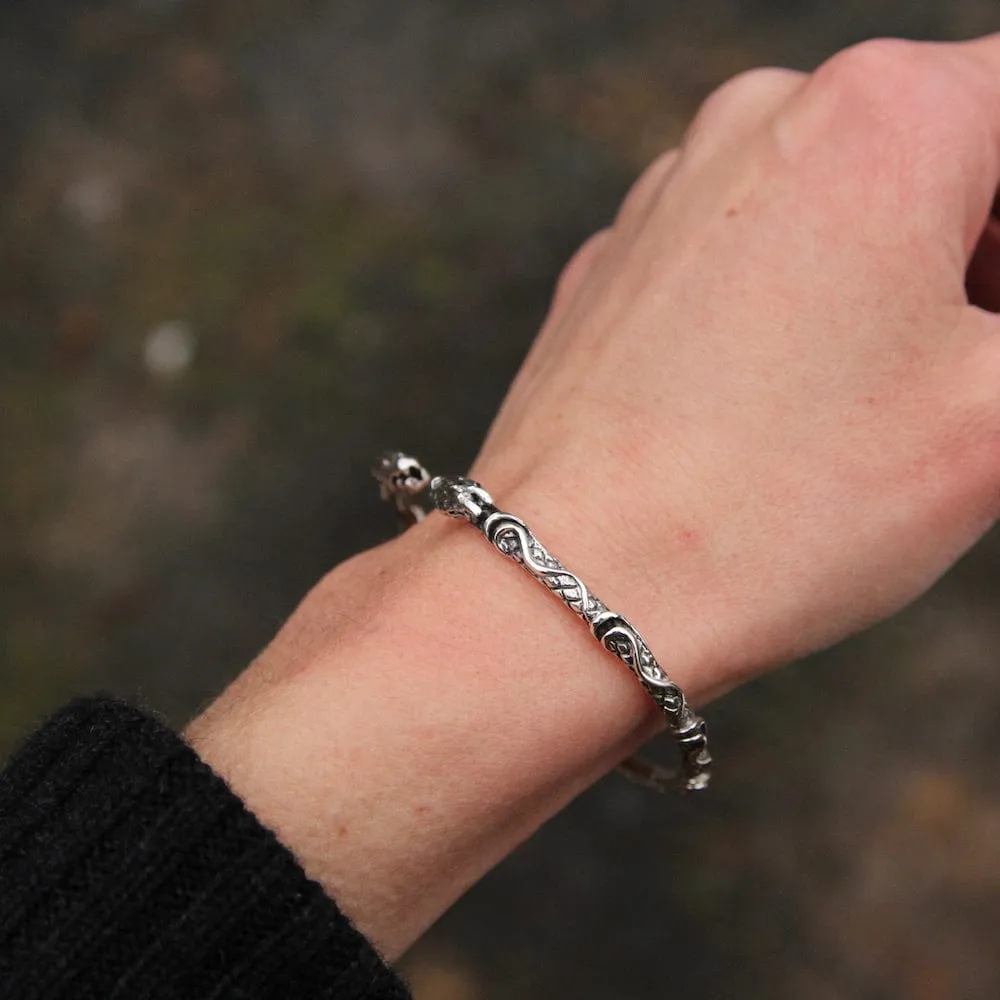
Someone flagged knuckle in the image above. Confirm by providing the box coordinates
[817,37,923,96]
[806,38,977,138]
[630,149,678,201]
[617,147,678,222]
[805,37,935,130]
[646,146,681,178]
[704,66,789,109]
[689,66,801,137]
[723,66,802,97]
[786,37,981,165]
[553,229,611,305]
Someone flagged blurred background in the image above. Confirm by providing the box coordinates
[4,2,1000,997]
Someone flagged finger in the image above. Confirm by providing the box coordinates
[780,39,1000,266]
[938,35,1000,255]
[614,149,680,233]
[616,70,803,236]
[546,228,613,327]
[681,67,806,168]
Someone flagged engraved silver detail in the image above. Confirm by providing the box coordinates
[372,451,432,528]
[429,476,495,524]
[374,454,711,794]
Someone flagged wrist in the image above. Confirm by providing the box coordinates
[488,470,745,703]
[185,495,725,957]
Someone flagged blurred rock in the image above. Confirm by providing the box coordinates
[144,320,195,378]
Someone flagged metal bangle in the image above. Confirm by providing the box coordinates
[372,451,711,794]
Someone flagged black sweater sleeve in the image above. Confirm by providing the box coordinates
[0,696,411,1000]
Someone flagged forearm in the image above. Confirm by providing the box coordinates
[187,31,1000,965]
[185,499,724,959]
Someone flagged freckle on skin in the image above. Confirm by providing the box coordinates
[337,824,349,837]
[725,207,739,218]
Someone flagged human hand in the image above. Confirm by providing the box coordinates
[473,36,1000,698]
[188,36,1000,958]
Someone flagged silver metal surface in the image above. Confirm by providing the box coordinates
[372,450,711,793]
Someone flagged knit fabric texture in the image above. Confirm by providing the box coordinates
[0,696,411,1000]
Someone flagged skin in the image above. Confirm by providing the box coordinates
[187,35,1000,960]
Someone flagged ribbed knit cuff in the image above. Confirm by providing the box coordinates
[0,696,411,1000]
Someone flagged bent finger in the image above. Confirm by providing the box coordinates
[546,228,614,327]
[682,66,806,168]
[614,149,680,233]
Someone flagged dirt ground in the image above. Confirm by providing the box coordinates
[4,2,1000,997]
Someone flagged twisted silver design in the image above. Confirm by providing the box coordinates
[373,451,711,793]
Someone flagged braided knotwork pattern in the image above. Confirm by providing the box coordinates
[372,452,711,793]
[483,514,603,621]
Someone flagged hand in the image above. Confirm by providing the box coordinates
[473,37,1000,698]
[188,36,1000,958]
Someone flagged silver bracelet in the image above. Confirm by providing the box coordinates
[372,451,711,794]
